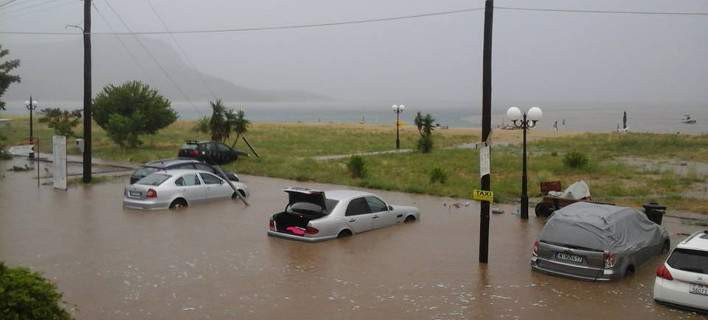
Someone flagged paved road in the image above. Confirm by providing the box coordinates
[0,160,705,320]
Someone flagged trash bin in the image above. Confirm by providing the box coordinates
[643,202,666,225]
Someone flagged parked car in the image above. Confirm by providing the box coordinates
[654,230,708,313]
[130,159,240,184]
[123,169,248,210]
[178,141,248,165]
[267,187,420,242]
[530,202,670,281]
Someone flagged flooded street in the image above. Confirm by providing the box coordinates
[0,160,705,320]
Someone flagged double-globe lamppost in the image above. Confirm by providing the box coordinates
[25,97,40,149]
[392,104,405,149]
[506,106,543,219]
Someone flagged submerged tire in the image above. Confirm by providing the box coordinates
[169,198,188,210]
[337,230,352,238]
[404,215,416,223]
[535,202,553,218]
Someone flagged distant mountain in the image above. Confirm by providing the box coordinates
[3,37,328,103]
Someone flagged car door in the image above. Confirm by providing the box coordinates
[216,143,233,164]
[344,197,375,233]
[199,172,231,200]
[366,196,396,229]
[175,173,206,203]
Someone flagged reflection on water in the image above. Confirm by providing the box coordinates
[0,160,705,319]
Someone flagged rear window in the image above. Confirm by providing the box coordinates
[667,248,708,274]
[137,173,171,186]
[134,167,159,178]
[180,144,198,150]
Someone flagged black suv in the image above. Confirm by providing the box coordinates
[130,159,239,184]
[178,141,248,165]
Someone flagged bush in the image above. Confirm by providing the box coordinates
[347,155,366,178]
[417,135,434,153]
[39,108,82,137]
[93,81,177,148]
[429,167,447,184]
[563,151,589,169]
[0,262,73,320]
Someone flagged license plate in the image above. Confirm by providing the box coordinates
[689,283,708,296]
[129,191,141,198]
[555,252,584,264]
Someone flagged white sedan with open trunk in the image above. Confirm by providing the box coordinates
[267,187,420,242]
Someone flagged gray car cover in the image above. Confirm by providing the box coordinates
[539,202,668,253]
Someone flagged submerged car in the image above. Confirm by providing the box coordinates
[123,169,248,210]
[654,230,708,313]
[267,187,420,242]
[130,158,240,184]
[178,141,248,165]
[530,202,669,281]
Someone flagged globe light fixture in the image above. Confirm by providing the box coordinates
[506,106,543,219]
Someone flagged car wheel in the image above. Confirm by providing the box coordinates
[404,215,417,223]
[169,198,188,210]
[661,240,670,254]
[337,230,352,238]
[535,202,553,218]
[231,190,247,199]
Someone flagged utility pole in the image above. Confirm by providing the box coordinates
[479,0,494,264]
[82,0,92,183]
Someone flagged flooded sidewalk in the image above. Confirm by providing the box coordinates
[0,160,705,320]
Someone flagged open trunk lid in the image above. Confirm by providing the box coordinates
[284,187,327,212]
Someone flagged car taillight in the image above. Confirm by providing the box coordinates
[603,251,616,269]
[305,226,319,235]
[269,219,275,231]
[656,265,673,280]
[190,149,199,157]
[532,240,539,257]
[146,189,157,198]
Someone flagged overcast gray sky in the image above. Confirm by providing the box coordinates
[2,0,708,108]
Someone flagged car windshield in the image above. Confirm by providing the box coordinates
[134,167,159,178]
[137,173,171,186]
[287,199,339,217]
[667,248,708,274]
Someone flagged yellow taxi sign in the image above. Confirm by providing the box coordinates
[472,189,494,202]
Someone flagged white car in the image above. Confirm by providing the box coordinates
[654,230,708,313]
[123,169,249,210]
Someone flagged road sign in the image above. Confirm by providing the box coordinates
[472,189,493,202]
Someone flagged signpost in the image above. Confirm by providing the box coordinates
[53,136,67,190]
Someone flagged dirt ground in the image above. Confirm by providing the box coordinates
[0,160,705,320]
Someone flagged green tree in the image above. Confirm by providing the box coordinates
[0,44,21,111]
[192,116,210,134]
[413,112,436,153]
[93,81,177,148]
[39,108,82,137]
[208,99,230,142]
[0,262,73,320]
[228,109,250,147]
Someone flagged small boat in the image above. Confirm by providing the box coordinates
[682,114,697,124]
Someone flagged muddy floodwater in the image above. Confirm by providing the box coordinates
[0,160,706,320]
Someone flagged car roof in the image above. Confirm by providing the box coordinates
[144,158,199,168]
[676,230,708,251]
[324,190,376,201]
[149,169,218,177]
[551,202,640,227]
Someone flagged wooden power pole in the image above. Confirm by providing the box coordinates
[82,0,92,183]
[479,0,494,263]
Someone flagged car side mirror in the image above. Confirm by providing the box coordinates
[388,205,393,211]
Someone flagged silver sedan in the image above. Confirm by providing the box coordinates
[123,169,249,210]
[267,187,420,242]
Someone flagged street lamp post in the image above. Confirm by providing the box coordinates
[25,96,39,144]
[392,104,405,149]
[506,106,543,219]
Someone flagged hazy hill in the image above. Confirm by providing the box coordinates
[3,37,328,103]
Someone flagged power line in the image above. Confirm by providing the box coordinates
[0,7,485,35]
[102,0,203,115]
[0,0,18,8]
[1,0,74,19]
[0,0,66,14]
[145,0,218,99]
[92,2,152,81]
[495,6,708,16]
